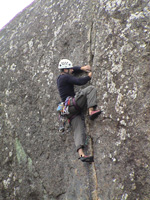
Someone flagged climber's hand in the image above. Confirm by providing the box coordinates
[88,72,92,78]
[81,65,91,72]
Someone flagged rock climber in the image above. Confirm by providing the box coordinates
[57,59,101,162]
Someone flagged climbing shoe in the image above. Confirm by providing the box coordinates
[79,155,94,163]
[89,110,101,120]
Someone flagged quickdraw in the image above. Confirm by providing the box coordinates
[57,101,69,133]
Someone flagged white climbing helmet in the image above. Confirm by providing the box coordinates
[58,59,73,69]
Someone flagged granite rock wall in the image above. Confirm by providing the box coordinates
[0,0,150,199]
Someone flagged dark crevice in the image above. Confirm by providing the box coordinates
[88,21,95,67]
[86,119,98,199]
[39,54,44,65]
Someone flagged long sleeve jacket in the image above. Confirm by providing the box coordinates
[57,66,91,102]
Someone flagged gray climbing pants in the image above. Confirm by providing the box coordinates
[68,85,97,152]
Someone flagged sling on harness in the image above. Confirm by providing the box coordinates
[66,97,81,111]
[65,96,81,123]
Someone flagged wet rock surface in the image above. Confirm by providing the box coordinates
[0,0,150,199]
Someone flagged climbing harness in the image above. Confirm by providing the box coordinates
[57,97,81,132]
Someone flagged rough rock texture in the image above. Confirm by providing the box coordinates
[0,0,150,199]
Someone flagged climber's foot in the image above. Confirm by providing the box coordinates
[89,110,101,120]
[78,155,94,162]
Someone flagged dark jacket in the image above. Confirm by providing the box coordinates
[57,66,91,102]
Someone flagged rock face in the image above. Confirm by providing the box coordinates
[0,0,150,199]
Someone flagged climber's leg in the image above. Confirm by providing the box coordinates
[78,148,85,157]
[75,85,97,109]
[71,114,86,152]
[75,86,101,120]
[71,114,94,162]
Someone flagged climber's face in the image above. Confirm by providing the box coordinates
[63,68,74,74]
[68,68,73,74]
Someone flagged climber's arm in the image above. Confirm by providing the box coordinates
[80,65,91,72]
[73,65,91,73]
